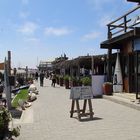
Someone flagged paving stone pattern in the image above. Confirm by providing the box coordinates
[15,79,140,140]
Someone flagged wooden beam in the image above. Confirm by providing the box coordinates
[129,21,140,28]
[107,48,112,82]
[110,19,131,30]
[112,29,125,36]
[107,5,140,26]
[127,0,140,3]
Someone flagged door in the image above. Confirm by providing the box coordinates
[122,54,129,92]
[135,51,140,99]
[129,51,140,98]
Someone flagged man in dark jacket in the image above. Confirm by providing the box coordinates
[39,71,45,86]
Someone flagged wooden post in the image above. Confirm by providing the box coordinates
[76,99,81,121]
[70,100,75,118]
[4,58,12,110]
[124,16,127,32]
[77,64,80,78]
[8,51,11,75]
[108,25,112,39]
[82,99,87,114]
[91,56,94,75]
[88,99,94,119]
[107,48,112,82]
[25,66,28,83]
[70,66,73,77]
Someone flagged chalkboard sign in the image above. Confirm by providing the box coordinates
[70,86,93,100]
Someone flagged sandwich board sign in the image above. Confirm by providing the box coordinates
[70,86,94,121]
[70,86,93,100]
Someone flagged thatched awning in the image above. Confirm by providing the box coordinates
[58,60,71,68]
[71,56,91,69]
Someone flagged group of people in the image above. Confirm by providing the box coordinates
[35,71,56,87]
[35,71,45,86]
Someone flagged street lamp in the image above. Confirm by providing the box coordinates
[101,55,106,75]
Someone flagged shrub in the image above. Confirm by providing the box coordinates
[69,76,77,82]
[81,77,91,86]
[0,107,20,139]
[64,75,70,81]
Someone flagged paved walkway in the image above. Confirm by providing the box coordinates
[15,79,140,140]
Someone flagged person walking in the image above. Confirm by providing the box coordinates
[35,72,39,81]
[51,73,56,87]
[39,71,45,86]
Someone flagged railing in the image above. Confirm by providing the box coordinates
[107,5,140,39]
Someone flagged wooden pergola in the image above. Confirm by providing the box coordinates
[53,54,107,77]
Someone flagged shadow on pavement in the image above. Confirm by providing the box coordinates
[80,117,103,122]
[72,116,103,122]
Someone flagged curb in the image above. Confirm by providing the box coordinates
[103,95,140,111]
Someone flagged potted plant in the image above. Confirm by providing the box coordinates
[77,79,82,86]
[56,75,60,85]
[0,106,20,139]
[81,77,91,86]
[102,82,113,95]
[69,76,78,87]
[64,75,70,89]
[59,76,64,86]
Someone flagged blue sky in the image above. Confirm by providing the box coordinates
[0,0,137,68]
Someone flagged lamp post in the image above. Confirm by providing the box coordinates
[101,55,106,75]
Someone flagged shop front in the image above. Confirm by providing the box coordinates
[100,4,140,98]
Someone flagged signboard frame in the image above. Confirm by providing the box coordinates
[70,86,93,100]
[70,86,94,121]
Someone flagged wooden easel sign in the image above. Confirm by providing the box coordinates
[70,86,94,121]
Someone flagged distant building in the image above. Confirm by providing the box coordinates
[52,54,68,64]
[52,54,68,74]
[38,61,53,72]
